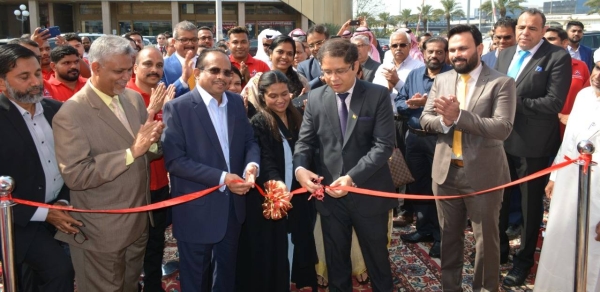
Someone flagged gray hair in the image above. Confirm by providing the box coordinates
[88,35,134,64]
[390,31,412,45]
[351,35,370,46]
[173,21,197,40]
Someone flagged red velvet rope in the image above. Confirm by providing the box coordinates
[0,155,587,214]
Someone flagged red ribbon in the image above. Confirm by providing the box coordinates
[0,155,589,213]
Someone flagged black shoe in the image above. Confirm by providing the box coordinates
[429,241,441,258]
[503,265,530,287]
[500,252,509,264]
[401,231,434,243]
[393,214,414,227]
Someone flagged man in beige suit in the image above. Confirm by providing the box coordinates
[420,25,516,292]
[53,35,164,292]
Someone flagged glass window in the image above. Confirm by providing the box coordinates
[132,3,171,15]
[257,21,295,36]
[181,4,194,14]
[81,21,103,33]
[245,3,296,15]
[133,21,173,36]
[191,3,236,15]
[118,3,132,14]
[80,4,102,15]
[119,21,132,35]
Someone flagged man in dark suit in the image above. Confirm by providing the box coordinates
[294,38,396,292]
[161,48,260,292]
[0,44,77,291]
[351,34,380,82]
[421,25,516,292]
[566,20,595,72]
[296,24,329,89]
[494,8,572,286]
[481,18,516,69]
[161,21,197,97]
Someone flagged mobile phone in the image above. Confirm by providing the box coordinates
[46,26,61,38]
[349,20,360,26]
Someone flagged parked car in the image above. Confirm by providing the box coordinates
[581,31,600,51]
[377,38,390,51]
[144,36,157,45]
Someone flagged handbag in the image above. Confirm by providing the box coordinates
[388,148,414,187]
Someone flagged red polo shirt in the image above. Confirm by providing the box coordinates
[44,75,87,102]
[126,79,169,191]
[229,54,270,81]
[42,68,54,80]
[560,59,590,138]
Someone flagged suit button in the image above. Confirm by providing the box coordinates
[38,186,42,190]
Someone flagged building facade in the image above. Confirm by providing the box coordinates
[1,0,352,39]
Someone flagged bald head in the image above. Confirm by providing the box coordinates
[134,47,164,87]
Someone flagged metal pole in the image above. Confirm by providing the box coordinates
[0,176,17,292]
[574,140,595,292]
[478,0,482,31]
[215,0,223,43]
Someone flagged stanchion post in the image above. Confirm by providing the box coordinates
[0,176,17,292]
[574,140,595,292]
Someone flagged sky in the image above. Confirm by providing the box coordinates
[382,0,547,16]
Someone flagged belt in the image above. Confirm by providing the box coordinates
[450,159,464,167]
[408,126,437,137]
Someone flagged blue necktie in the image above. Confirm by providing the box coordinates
[507,50,530,79]
[338,92,349,137]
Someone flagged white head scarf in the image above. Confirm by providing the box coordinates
[255,28,282,67]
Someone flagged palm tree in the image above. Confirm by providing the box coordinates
[585,0,600,14]
[480,0,526,19]
[399,9,414,27]
[439,0,466,33]
[378,12,393,33]
[356,11,377,27]
[417,4,436,34]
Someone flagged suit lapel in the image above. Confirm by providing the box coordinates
[497,46,516,74]
[515,41,549,87]
[167,56,182,80]
[41,99,56,127]
[311,59,321,80]
[343,79,365,147]
[0,94,38,156]
[85,85,135,143]
[323,86,343,143]
[467,66,490,111]
[192,90,227,165]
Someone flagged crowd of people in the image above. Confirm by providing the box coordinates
[1,7,600,292]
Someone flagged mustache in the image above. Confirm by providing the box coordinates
[146,72,160,78]
[452,58,467,63]
[68,69,79,74]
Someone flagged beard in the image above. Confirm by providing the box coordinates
[5,80,43,104]
[569,36,580,44]
[58,69,80,82]
[426,58,443,70]
[451,53,479,74]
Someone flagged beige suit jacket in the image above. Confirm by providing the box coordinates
[53,83,158,252]
[420,64,516,191]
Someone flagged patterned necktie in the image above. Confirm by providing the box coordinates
[338,92,349,137]
[507,50,530,79]
[452,74,470,158]
[110,97,134,136]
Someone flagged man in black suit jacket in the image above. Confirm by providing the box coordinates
[294,39,396,292]
[297,24,329,89]
[494,9,572,287]
[0,44,79,291]
[351,34,380,82]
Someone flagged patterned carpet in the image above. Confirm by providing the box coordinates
[158,222,541,292]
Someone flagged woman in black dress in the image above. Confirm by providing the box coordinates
[236,70,317,291]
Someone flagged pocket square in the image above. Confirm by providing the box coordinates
[535,66,543,72]
[357,116,374,121]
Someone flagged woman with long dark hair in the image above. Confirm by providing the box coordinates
[242,35,309,108]
[236,70,317,291]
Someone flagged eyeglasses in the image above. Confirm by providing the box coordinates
[321,65,353,77]
[73,223,88,244]
[390,43,409,49]
[493,35,513,41]
[308,39,326,49]
[201,67,234,77]
[177,37,199,44]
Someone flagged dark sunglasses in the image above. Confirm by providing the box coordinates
[390,43,409,49]
[202,67,234,77]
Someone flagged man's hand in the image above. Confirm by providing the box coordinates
[326,175,353,198]
[147,83,176,113]
[596,221,600,241]
[225,173,253,195]
[240,61,251,82]
[54,35,67,46]
[181,50,195,82]
[46,202,83,234]
[406,93,428,108]
[434,95,460,123]
[245,164,258,185]
[30,27,50,46]
[295,168,323,194]
[131,110,164,158]
[558,113,569,125]
[545,180,554,199]
[382,68,399,90]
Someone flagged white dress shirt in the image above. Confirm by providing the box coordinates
[567,45,582,61]
[373,55,424,114]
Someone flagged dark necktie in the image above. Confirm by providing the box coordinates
[338,92,349,137]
